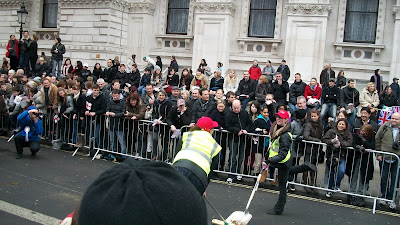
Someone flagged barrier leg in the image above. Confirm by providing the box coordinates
[72,147,80,156]
[91,148,101,161]
[373,199,377,214]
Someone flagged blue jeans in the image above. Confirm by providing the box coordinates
[19,53,30,74]
[93,123,102,149]
[72,119,78,144]
[52,59,62,79]
[228,137,246,178]
[321,103,337,127]
[325,158,346,190]
[288,103,296,115]
[109,129,126,155]
[379,160,400,200]
[348,107,357,126]
[138,86,146,95]
[239,97,251,110]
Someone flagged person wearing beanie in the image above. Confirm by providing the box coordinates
[14,106,43,159]
[70,159,208,225]
[173,117,222,195]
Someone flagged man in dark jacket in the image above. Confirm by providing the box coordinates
[28,34,38,76]
[85,84,107,155]
[101,59,117,83]
[115,64,128,87]
[276,59,290,81]
[390,78,400,98]
[225,100,252,183]
[166,99,193,130]
[128,64,141,88]
[288,73,306,114]
[190,89,215,124]
[271,72,290,105]
[50,37,66,79]
[319,63,335,87]
[81,63,92,82]
[321,78,340,128]
[35,57,51,76]
[18,31,31,75]
[339,79,359,125]
[235,71,257,110]
[106,89,127,156]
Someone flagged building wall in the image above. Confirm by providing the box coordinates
[0,0,399,89]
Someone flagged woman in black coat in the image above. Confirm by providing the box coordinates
[347,124,375,206]
[92,63,103,80]
[152,90,172,161]
[379,86,398,108]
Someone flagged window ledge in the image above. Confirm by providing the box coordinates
[32,28,59,32]
[334,42,384,50]
[237,37,281,43]
[155,34,194,39]
[237,37,281,55]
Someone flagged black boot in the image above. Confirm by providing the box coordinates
[304,161,317,172]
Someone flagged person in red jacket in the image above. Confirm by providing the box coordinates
[248,60,262,81]
[304,77,322,109]
[6,35,19,71]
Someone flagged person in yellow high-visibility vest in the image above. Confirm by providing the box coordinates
[173,117,222,195]
[266,110,317,215]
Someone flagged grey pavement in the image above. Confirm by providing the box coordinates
[0,138,399,225]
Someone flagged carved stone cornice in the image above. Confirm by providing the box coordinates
[394,5,400,20]
[193,2,236,16]
[285,3,331,16]
[0,0,31,8]
[59,0,155,14]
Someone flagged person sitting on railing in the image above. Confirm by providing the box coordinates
[321,78,340,129]
[357,82,380,121]
[379,85,398,108]
[106,89,127,161]
[375,112,400,210]
[190,89,215,126]
[348,124,375,207]
[85,84,107,157]
[323,118,353,198]
[249,105,271,175]
[225,100,252,183]
[339,79,359,126]
[288,109,307,191]
[302,109,324,192]
[152,90,172,161]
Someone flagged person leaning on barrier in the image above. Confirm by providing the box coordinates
[323,118,353,198]
[172,117,222,195]
[71,85,86,147]
[347,124,375,207]
[266,110,317,215]
[166,99,193,133]
[190,88,215,126]
[152,90,172,161]
[225,99,252,183]
[14,106,44,159]
[375,112,400,210]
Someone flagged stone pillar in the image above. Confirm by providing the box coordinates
[191,1,236,74]
[284,0,331,83]
[390,2,400,81]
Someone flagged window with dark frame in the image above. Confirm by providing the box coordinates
[344,0,379,43]
[166,0,190,34]
[42,0,58,28]
[248,0,277,38]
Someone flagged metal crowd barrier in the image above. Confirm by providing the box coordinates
[29,113,400,214]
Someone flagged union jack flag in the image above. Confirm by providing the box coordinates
[392,106,400,113]
[378,110,392,126]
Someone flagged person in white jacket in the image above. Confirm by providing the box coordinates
[143,56,156,71]
[223,69,239,94]
[357,82,379,119]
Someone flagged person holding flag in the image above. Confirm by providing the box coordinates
[14,106,43,159]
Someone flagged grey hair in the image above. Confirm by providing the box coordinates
[297,96,306,103]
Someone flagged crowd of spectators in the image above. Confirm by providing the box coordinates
[2,36,400,210]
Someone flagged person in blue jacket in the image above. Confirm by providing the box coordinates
[15,106,43,159]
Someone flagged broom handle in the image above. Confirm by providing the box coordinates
[244,174,261,214]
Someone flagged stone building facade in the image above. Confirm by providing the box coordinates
[0,0,399,85]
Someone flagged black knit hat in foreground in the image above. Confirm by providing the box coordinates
[78,159,207,225]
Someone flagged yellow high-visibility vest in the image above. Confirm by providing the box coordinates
[173,130,222,175]
[269,132,292,163]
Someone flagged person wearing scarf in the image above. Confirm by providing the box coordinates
[370,69,383,95]
[266,110,317,215]
[304,78,322,109]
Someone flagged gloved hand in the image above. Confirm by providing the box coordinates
[295,136,303,142]
[331,138,339,144]
[333,141,341,148]
[356,145,366,152]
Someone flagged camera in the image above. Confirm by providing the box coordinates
[393,141,400,151]
[32,112,42,117]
